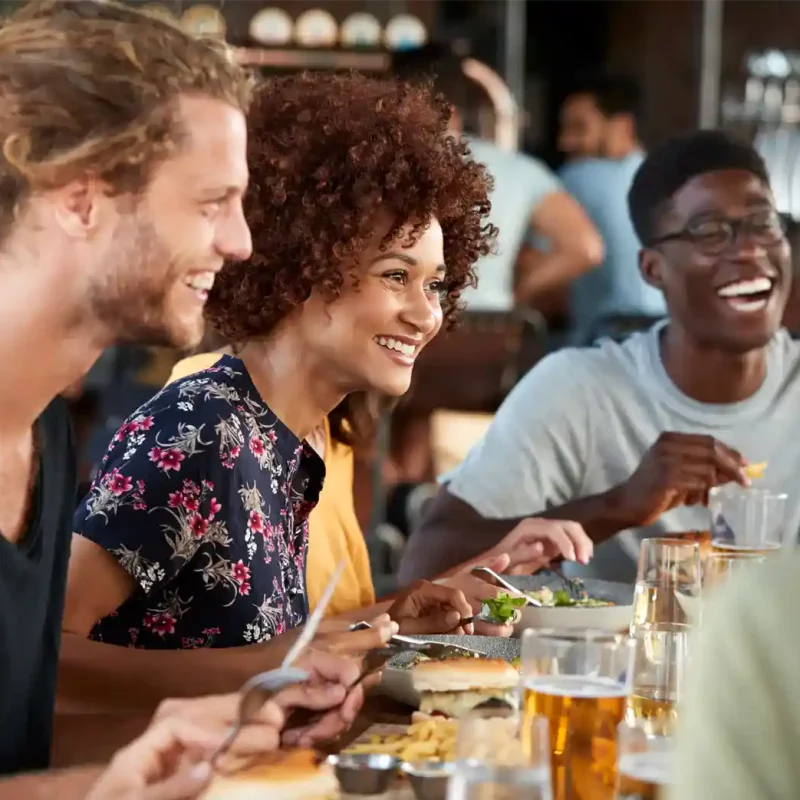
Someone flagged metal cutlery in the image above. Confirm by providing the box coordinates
[470,565,543,607]
[542,565,587,601]
[208,667,310,767]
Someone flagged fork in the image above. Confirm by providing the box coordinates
[348,620,481,659]
[208,667,311,767]
[470,565,543,607]
[543,564,587,600]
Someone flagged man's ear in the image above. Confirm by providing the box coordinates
[51,176,110,239]
[639,247,665,291]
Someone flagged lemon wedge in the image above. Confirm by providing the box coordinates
[744,462,767,480]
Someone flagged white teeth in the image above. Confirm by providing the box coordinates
[185,272,215,291]
[717,277,772,297]
[374,336,417,357]
[726,298,769,313]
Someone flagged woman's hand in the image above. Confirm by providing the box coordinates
[438,554,516,637]
[387,580,475,635]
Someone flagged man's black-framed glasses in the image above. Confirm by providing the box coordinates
[649,208,789,254]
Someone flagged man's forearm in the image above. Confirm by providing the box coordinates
[58,632,291,712]
[400,487,634,583]
[0,765,104,800]
[537,487,636,545]
[515,247,592,305]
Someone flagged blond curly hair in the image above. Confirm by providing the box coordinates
[0,0,253,238]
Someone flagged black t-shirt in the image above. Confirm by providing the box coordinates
[0,398,76,775]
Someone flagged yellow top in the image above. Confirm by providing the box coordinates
[167,353,375,616]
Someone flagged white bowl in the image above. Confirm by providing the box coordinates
[505,576,635,633]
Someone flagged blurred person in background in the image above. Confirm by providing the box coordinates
[400,130,797,585]
[396,47,603,314]
[780,213,800,335]
[558,74,666,343]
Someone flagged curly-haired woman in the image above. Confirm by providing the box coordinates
[61,74,588,703]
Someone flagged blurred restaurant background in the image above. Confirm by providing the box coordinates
[31,0,800,590]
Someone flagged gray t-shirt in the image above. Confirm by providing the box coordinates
[445,320,800,582]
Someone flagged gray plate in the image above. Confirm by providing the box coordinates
[387,634,522,670]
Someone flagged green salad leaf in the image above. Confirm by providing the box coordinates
[553,589,575,606]
[482,593,527,624]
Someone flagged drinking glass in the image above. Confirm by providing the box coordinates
[521,629,633,800]
[625,623,690,738]
[703,549,766,591]
[631,538,702,631]
[708,485,788,553]
[447,707,552,800]
[614,721,674,800]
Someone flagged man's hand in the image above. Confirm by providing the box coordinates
[475,518,593,576]
[387,580,475,635]
[278,647,377,748]
[88,694,285,799]
[608,432,749,528]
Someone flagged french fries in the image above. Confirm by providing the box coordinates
[345,718,458,763]
[744,462,767,480]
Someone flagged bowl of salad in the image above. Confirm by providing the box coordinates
[480,575,635,632]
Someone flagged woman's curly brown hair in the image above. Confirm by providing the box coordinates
[205,71,496,342]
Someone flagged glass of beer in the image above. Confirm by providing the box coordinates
[708,485,788,553]
[615,721,673,799]
[625,623,690,738]
[631,538,702,632]
[703,549,766,590]
[447,707,552,800]
[521,628,633,800]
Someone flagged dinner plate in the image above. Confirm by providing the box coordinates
[504,575,635,632]
[378,635,521,708]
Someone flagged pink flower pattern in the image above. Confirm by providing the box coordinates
[75,356,324,650]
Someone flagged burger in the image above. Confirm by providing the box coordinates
[412,657,520,718]
[202,748,338,800]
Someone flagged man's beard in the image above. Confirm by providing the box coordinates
[87,214,196,349]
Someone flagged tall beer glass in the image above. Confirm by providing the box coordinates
[625,623,690,738]
[447,707,552,800]
[709,485,788,553]
[631,538,701,631]
[521,629,633,800]
[614,721,673,800]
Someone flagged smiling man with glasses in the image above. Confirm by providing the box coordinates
[400,129,800,586]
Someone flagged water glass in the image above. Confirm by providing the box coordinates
[447,707,552,800]
[631,538,702,631]
[708,485,788,552]
[625,623,690,738]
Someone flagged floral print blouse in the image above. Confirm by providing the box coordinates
[73,355,325,649]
